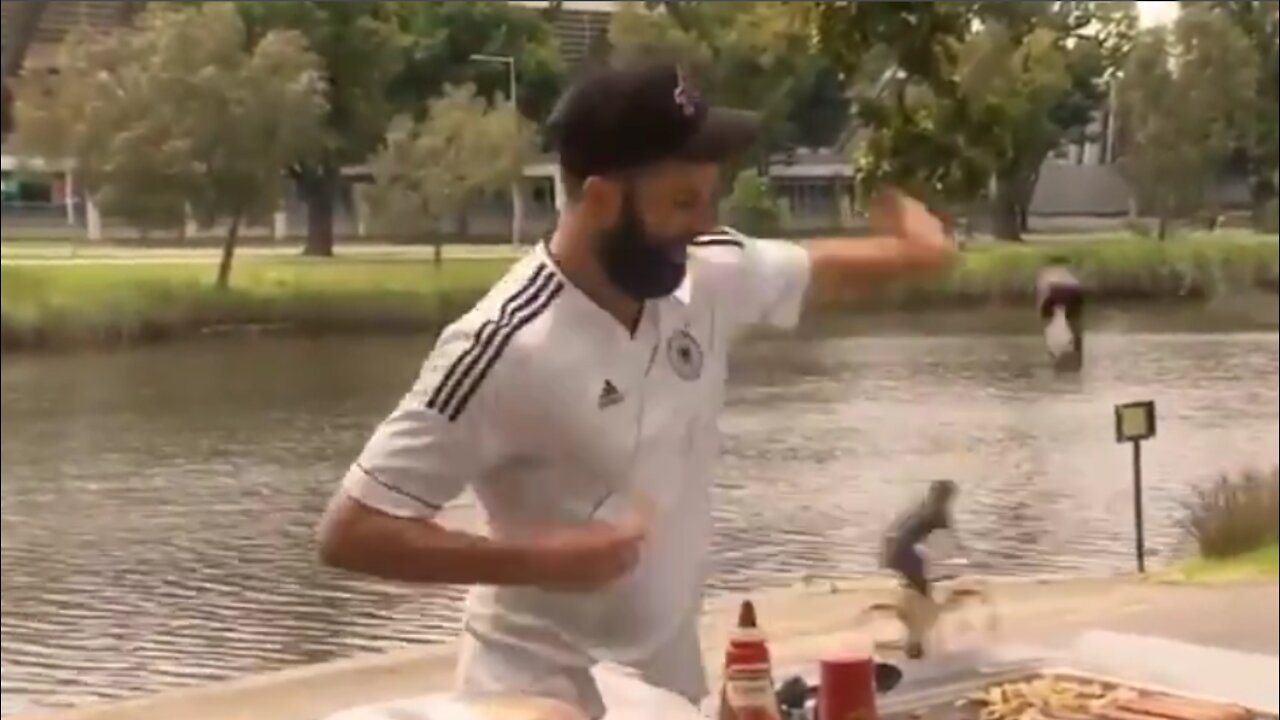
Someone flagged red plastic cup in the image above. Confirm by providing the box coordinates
[818,652,878,720]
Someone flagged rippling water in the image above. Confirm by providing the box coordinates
[2,312,1278,716]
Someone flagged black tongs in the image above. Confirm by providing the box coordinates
[775,662,904,714]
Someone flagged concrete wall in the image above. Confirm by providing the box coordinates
[1029,162,1136,217]
[1028,161,1255,217]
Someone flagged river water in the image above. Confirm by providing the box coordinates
[2,308,1278,716]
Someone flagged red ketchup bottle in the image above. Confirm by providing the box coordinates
[718,600,783,720]
[817,645,878,720]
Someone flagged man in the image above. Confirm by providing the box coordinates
[317,60,954,718]
[1036,259,1085,372]
[881,480,961,659]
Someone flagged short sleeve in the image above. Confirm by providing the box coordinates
[340,326,500,519]
[692,227,812,332]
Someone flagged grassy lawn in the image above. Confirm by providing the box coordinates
[1172,542,1279,583]
[2,232,1276,352]
[1168,465,1279,584]
[888,232,1279,309]
[1,256,514,351]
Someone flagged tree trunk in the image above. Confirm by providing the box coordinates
[1,0,50,140]
[456,207,470,240]
[432,236,443,268]
[298,170,337,257]
[991,175,1024,242]
[938,210,958,241]
[1252,176,1277,230]
[992,153,1046,242]
[1017,167,1040,233]
[1156,207,1170,242]
[1,84,13,142]
[216,216,242,290]
[1,0,48,82]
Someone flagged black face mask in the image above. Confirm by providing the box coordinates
[597,188,690,301]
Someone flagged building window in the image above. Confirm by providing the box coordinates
[780,179,838,220]
[530,178,554,210]
[1,171,55,206]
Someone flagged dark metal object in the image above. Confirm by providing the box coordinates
[775,662,904,717]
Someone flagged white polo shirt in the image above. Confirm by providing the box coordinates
[341,227,811,671]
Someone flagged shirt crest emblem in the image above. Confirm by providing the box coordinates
[667,329,703,381]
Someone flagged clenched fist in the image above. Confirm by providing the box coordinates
[525,494,654,592]
[869,189,956,271]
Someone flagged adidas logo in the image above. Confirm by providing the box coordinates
[598,380,624,409]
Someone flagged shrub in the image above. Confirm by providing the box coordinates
[1123,217,1156,239]
[724,169,781,236]
[1181,466,1279,559]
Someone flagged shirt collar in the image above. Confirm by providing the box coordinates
[536,240,694,308]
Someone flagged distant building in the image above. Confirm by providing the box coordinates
[512,1,616,68]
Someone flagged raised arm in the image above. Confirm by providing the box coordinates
[696,190,955,337]
[803,190,956,308]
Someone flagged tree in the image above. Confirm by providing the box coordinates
[235,1,403,257]
[234,1,566,256]
[362,85,533,266]
[1200,1,1279,225]
[1,0,50,140]
[609,3,851,160]
[807,1,991,218]
[387,1,565,246]
[959,2,1137,240]
[12,4,327,287]
[723,169,781,236]
[1116,6,1259,239]
[809,1,1136,239]
[387,2,565,125]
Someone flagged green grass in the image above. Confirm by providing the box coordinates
[1172,542,1279,583]
[1162,466,1280,584]
[1,256,512,351]
[2,232,1276,352]
[877,232,1279,310]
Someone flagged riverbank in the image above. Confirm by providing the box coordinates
[1171,543,1280,583]
[2,233,1275,353]
[17,576,1276,720]
[0,255,511,352]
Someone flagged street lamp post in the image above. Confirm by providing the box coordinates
[471,53,524,248]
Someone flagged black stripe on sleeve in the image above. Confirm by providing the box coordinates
[431,271,561,420]
[426,263,548,413]
[690,230,745,249]
[354,462,444,511]
[444,279,564,421]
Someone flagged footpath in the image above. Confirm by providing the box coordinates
[24,577,1279,720]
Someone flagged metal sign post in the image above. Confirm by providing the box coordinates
[1115,401,1157,573]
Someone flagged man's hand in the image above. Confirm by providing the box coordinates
[525,519,647,592]
[868,189,956,272]
[525,494,654,592]
[317,490,647,590]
